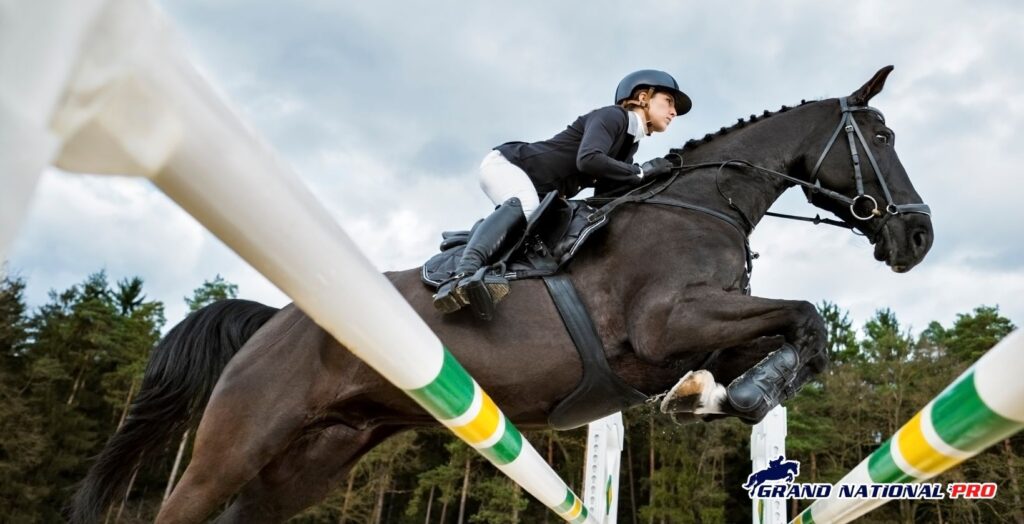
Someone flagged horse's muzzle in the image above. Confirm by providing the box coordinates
[875,213,934,272]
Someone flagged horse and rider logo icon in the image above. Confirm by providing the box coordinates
[743,456,801,491]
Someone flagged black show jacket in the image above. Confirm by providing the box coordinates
[494,105,643,198]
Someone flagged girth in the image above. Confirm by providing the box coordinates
[543,274,648,430]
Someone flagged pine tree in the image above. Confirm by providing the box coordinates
[468,476,527,524]
[934,305,1016,362]
[407,431,467,522]
[0,271,166,520]
[0,275,49,519]
[184,274,239,312]
[817,301,859,364]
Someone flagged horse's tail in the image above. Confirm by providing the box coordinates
[68,299,279,524]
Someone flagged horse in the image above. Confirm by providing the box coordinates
[69,66,933,523]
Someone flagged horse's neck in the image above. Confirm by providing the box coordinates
[678,150,792,232]
[669,106,825,231]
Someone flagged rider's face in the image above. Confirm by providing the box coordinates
[645,92,677,133]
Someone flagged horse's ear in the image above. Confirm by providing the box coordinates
[849,65,895,106]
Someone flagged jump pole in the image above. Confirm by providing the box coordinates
[791,329,1024,524]
[583,412,625,523]
[751,406,788,524]
[0,1,599,521]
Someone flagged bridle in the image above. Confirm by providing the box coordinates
[701,96,932,240]
[586,96,933,291]
[806,96,931,221]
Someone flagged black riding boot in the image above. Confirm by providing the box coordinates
[432,198,527,320]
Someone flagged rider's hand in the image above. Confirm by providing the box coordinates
[640,157,674,179]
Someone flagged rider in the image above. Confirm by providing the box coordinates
[433,69,691,320]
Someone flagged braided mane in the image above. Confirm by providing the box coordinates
[670,99,818,157]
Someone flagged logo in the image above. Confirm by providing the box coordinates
[743,455,998,501]
[744,456,800,491]
[744,456,831,499]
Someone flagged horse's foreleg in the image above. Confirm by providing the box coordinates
[215,424,407,524]
[637,292,826,369]
[660,337,792,423]
[636,293,827,422]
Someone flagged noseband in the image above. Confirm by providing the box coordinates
[808,97,931,221]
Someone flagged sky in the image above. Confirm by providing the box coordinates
[6,0,1023,338]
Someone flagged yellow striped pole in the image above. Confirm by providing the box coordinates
[792,329,1024,524]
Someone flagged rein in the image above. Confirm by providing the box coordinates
[586,96,933,290]
[592,97,932,232]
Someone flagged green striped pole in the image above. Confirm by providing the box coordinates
[791,329,1024,524]
[2,1,600,521]
[404,348,594,523]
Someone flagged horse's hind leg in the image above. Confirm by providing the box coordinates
[155,330,325,523]
[215,423,406,524]
[154,378,309,524]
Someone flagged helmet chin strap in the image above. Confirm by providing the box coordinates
[640,87,655,135]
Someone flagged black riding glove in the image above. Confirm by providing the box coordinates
[640,157,674,179]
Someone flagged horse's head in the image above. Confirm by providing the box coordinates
[799,66,933,273]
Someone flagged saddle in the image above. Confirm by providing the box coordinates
[421,191,608,285]
[421,191,649,430]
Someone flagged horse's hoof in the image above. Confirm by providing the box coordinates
[661,371,708,413]
[660,370,726,415]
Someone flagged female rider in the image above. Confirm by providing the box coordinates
[433,69,691,320]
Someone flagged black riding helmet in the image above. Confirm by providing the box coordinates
[615,69,692,115]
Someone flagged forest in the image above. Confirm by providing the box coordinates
[1,270,1020,523]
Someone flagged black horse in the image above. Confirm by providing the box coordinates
[70,66,932,523]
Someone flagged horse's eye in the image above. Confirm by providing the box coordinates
[875,133,889,145]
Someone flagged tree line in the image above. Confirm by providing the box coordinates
[0,270,1019,523]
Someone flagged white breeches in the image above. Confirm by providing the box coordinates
[478,150,541,219]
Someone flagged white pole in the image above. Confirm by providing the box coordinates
[751,406,787,524]
[583,412,625,523]
[0,1,598,522]
[0,0,109,263]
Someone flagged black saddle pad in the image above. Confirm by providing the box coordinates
[421,193,610,287]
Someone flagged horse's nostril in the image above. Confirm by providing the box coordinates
[913,230,929,249]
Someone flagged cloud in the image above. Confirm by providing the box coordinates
[751,216,1024,333]
[5,0,1021,336]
